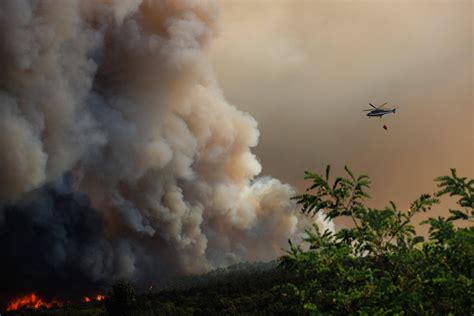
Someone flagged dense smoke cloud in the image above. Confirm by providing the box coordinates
[0,0,329,303]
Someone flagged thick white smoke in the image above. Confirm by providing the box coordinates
[0,0,331,291]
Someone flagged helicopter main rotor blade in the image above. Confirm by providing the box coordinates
[369,103,377,109]
[378,102,388,109]
[363,109,373,111]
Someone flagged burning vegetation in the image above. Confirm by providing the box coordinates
[83,295,106,303]
[6,293,63,311]
[6,293,106,312]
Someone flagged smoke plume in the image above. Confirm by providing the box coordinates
[0,0,329,303]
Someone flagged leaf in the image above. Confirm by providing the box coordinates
[389,201,397,211]
[325,165,331,181]
[344,165,355,181]
[332,177,342,191]
[411,236,424,245]
[447,209,469,221]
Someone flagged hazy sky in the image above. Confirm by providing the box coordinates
[211,0,473,220]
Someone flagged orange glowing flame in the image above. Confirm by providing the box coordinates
[7,293,63,311]
[83,294,105,303]
[96,295,105,301]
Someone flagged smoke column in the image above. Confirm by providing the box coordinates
[0,0,330,302]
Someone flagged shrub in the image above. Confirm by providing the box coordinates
[280,166,473,314]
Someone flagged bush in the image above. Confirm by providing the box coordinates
[280,166,474,314]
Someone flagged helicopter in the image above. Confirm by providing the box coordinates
[363,102,398,118]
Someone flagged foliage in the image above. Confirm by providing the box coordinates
[281,166,474,314]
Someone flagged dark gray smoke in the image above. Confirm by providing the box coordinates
[0,0,332,304]
[0,176,111,301]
